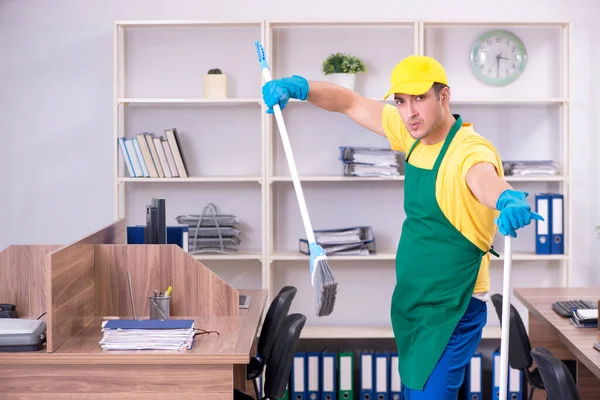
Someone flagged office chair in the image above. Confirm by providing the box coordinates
[247,286,297,400]
[530,347,581,400]
[491,293,545,400]
[235,313,307,400]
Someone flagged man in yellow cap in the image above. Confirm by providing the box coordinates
[262,55,541,398]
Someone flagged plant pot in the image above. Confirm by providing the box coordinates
[328,73,356,91]
[203,74,227,99]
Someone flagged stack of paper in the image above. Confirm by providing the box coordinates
[175,203,242,254]
[502,160,559,176]
[99,319,196,351]
[339,146,403,177]
[299,226,376,256]
[569,309,598,328]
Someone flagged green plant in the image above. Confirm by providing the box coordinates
[321,53,367,74]
[207,68,222,74]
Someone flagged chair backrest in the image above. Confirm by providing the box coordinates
[256,286,297,361]
[491,293,533,370]
[263,313,306,400]
[531,347,581,400]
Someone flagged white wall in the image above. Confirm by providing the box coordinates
[1,0,599,291]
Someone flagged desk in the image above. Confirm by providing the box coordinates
[0,289,267,399]
[514,287,600,400]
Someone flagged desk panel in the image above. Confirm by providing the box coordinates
[514,287,600,400]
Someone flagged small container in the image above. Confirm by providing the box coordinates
[149,296,170,320]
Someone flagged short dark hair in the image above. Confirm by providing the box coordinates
[432,82,448,99]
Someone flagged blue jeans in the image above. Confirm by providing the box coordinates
[401,297,487,400]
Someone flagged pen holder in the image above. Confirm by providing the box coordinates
[149,296,170,320]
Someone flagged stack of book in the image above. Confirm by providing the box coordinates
[502,160,559,177]
[118,127,189,178]
[339,146,403,177]
[299,226,376,256]
[569,309,598,328]
[99,319,196,351]
[176,203,242,254]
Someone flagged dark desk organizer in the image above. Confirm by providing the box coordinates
[0,304,18,318]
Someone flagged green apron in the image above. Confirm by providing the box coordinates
[390,114,493,390]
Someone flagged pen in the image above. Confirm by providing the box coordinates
[165,286,172,297]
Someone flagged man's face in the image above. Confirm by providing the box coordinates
[394,86,446,140]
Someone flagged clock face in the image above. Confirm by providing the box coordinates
[470,30,527,86]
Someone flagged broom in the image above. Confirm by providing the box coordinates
[255,40,337,317]
[499,235,513,400]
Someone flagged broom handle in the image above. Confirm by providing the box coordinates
[499,235,512,400]
[260,67,316,244]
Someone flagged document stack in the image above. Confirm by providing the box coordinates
[569,309,598,328]
[176,203,242,255]
[299,226,375,256]
[339,146,403,177]
[99,319,196,351]
[502,160,559,176]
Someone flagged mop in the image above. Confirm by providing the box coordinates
[255,41,337,317]
[499,235,513,400]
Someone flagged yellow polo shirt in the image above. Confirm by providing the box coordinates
[382,104,503,295]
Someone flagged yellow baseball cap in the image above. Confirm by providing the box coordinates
[383,55,448,99]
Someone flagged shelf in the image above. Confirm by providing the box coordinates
[288,98,567,105]
[270,176,404,182]
[191,252,262,261]
[270,175,566,183]
[115,20,264,28]
[118,177,262,183]
[271,251,567,262]
[300,324,502,339]
[118,98,261,105]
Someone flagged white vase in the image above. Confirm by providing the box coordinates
[203,74,228,99]
[328,73,356,91]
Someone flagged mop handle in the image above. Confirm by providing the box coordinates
[499,235,512,400]
[255,41,316,244]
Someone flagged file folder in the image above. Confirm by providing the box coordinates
[492,350,501,400]
[307,352,321,400]
[466,352,482,400]
[549,193,564,254]
[374,353,389,400]
[389,353,402,400]
[509,365,523,400]
[535,193,551,254]
[360,353,374,400]
[292,352,307,400]
[320,352,336,400]
[338,352,354,400]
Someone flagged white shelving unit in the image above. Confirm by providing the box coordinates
[113,19,570,340]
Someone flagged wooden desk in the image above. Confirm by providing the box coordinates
[0,289,267,399]
[514,287,600,400]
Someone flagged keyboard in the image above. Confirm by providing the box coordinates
[552,299,597,318]
[239,294,251,309]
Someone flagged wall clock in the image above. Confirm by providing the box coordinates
[470,29,527,86]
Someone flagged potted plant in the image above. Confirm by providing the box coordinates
[321,52,367,91]
[203,68,227,99]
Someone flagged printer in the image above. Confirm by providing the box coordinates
[0,319,46,351]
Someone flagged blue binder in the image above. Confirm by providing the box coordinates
[549,193,564,254]
[389,353,402,400]
[291,352,306,400]
[466,352,482,399]
[306,352,321,400]
[359,353,374,400]
[320,352,336,400]
[127,225,188,251]
[535,194,551,254]
[374,353,389,400]
[492,350,501,400]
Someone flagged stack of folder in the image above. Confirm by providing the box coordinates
[502,160,559,176]
[99,319,196,351]
[339,146,404,177]
[176,203,242,255]
[299,226,376,256]
[569,308,598,328]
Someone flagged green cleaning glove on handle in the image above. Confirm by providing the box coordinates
[262,75,309,114]
[495,189,544,238]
